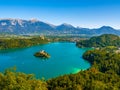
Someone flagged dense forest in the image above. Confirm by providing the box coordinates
[0,67,47,90]
[0,35,86,50]
[0,36,49,49]
[76,34,120,48]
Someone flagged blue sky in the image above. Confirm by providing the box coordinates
[0,0,120,28]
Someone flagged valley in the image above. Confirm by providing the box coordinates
[0,34,120,89]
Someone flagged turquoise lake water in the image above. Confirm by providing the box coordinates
[0,42,90,79]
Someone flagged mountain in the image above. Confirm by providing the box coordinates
[0,18,120,35]
[91,26,120,35]
[56,23,75,30]
[0,19,55,34]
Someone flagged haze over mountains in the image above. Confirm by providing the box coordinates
[0,18,120,36]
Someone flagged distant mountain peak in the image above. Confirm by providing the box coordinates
[61,23,73,27]
[100,26,115,30]
[29,18,39,23]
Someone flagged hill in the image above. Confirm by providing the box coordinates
[76,34,120,47]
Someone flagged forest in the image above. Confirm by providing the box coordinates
[0,36,49,49]
[76,34,120,48]
[0,67,47,90]
[0,35,85,50]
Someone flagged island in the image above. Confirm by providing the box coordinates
[34,50,50,59]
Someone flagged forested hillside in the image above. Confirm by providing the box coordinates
[0,37,49,49]
[76,34,120,47]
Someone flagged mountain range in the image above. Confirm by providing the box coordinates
[0,18,120,36]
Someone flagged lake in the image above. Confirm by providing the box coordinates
[0,42,90,79]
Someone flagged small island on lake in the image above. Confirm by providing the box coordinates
[34,50,50,59]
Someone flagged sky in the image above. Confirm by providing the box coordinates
[0,0,120,29]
